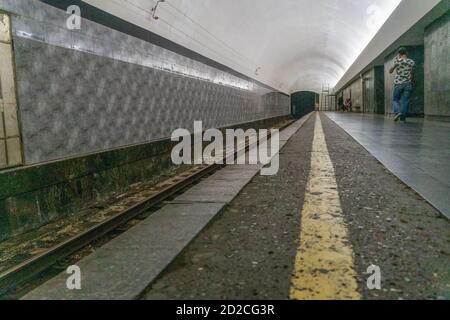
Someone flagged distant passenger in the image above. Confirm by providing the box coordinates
[389,47,415,122]
[343,98,352,112]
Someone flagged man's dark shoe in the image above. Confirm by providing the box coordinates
[394,113,401,122]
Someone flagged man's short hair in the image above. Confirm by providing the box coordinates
[398,47,408,55]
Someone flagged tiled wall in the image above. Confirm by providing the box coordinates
[362,66,385,114]
[342,86,351,103]
[1,0,290,165]
[349,79,362,112]
[0,13,23,169]
[424,13,450,121]
[341,79,363,113]
[363,69,376,114]
[339,66,385,115]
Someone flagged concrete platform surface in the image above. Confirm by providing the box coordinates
[142,113,450,300]
[23,203,225,300]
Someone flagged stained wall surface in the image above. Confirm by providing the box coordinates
[363,69,376,114]
[1,0,290,165]
[350,80,363,113]
[341,79,363,113]
[424,13,450,121]
[362,66,385,114]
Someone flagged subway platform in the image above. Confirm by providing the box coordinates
[325,112,450,219]
[0,0,449,304]
[16,113,450,300]
[144,113,450,300]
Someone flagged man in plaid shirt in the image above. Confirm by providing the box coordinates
[389,47,416,122]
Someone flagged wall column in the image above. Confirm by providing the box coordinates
[0,12,23,169]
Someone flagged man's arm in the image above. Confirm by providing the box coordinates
[390,56,400,74]
[389,65,397,74]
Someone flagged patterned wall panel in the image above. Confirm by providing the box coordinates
[424,13,450,119]
[349,79,362,112]
[1,0,290,165]
[361,66,385,114]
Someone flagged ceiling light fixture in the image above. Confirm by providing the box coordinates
[151,0,165,20]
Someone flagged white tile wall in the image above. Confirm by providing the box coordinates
[0,12,22,169]
[0,14,11,43]
[0,42,17,104]
[6,137,21,165]
[0,104,4,139]
[0,140,6,167]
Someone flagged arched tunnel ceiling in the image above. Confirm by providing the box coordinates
[84,0,402,93]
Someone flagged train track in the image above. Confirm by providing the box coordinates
[0,120,294,295]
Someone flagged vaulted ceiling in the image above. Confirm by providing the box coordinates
[85,0,402,93]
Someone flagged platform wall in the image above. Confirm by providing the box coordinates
[0,115,289,242]
[341,79,363,113]
[424,12,450,121]
[0,0,290,241]
[362,66,385,114]
[2,0,290,165]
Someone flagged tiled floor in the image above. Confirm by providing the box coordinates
[325,112,450,219]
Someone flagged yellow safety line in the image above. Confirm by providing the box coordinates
[290,113,360,300]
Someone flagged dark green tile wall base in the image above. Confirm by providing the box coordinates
[0,116,291,241]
